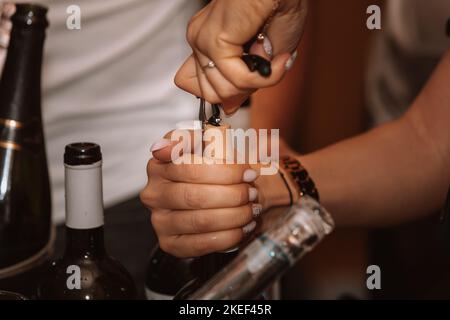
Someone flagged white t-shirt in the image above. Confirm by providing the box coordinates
[10,0,201,222]
[366,0,450,125]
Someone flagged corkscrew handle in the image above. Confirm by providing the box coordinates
[241,54,272,77]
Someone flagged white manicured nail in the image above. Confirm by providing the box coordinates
[249,188,258,202]
[150,139,171,152]
[252,204,263,218]
[263,37,273,58]
[221,247,239,253]
[243,169,258,182]
[285,51,298,71]
[243,221,257,234]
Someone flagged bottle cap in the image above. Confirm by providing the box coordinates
[64,143,102,166]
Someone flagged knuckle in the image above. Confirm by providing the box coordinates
[197,31,213,50]
[139,188,155,208]
[192,237,210,256]
[139,189,148,206]
[158,238,174,255]
[192,213,210,232]
[183,185,204,209]
[174,72,185,90]
[150,211,164,230]
[146,159,158,176]
[186,19,198,44]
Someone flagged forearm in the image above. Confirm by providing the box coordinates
[299,50,450,227]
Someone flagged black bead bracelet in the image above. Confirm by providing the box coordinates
[280,156,320,203]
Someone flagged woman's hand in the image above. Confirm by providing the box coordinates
[140,155,261,258]
[175,0,308,114]
[140,131,293,257]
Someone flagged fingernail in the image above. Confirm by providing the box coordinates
[243,169,258,182]
[249,187,258,202]
[263,37,273,58]
[243,221,257,234]
[224,108,239,118]
[252,204,263,218]
[150,139,171,152]
[220,247,239,253]
[285,51,298,71]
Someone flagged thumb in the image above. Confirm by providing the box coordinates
[150,127,201,162]
[150,138,178,162]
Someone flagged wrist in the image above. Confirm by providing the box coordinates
[279,155,320,203]
[254,169,292,210]
[254,148,320,211]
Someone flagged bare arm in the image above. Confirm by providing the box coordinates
[299,50,450,227]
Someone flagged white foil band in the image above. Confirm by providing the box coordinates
[65,161,104,229]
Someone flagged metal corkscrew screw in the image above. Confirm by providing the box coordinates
[198,100,222,132]
[197,53,272,126]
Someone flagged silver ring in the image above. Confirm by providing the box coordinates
[203,60,216,69]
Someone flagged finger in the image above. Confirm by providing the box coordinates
[174,56,254,113]
[159,228,247,258]
[151,160,259,184]
[151,139,180,163]
[153,182,258,210]
[193,54,221,103]
[249,37,273,60]
[151,204,258,235]
[174,55,200,96]
[195,49,249,99]
[150,129,202,162]
[264,0,309,55]
[214,53,292,90]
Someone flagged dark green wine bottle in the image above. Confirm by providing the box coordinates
[38,143,137,300]
[0,4,52,298]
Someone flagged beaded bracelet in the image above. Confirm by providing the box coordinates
[279,155,320,204]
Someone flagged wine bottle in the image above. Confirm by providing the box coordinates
[145,245,194,300]
[38,143,137,300]
[0,3,53,297]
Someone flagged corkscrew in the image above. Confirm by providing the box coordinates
[198,99,222,131]
[198,53,271,129]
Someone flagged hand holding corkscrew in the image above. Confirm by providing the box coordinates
[175,0,308,114]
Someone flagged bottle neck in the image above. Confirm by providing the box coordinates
[64,227,106,259]
[64,161,105,258]
[65,161,104,229]
[0,19,46,122]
